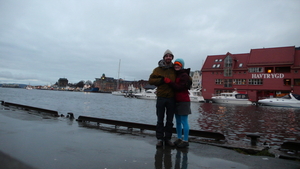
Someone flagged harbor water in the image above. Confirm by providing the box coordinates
[1,87,299,147]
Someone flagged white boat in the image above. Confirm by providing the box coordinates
[189,88,205,102]
[134,88,204,102]
[26,86,33,90]
[134,88,157,100]
[258,93,300,108]
[112,91,125,96]
[211,91,252,104]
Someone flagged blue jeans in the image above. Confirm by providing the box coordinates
[156,97,175,140]
[175,114,189,141]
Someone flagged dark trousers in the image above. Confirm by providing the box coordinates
[156,97,175,140]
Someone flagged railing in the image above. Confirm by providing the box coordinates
[1,100,225,141]
[6,101,300,150]
[1,101,59,117]
[77,115,225,141]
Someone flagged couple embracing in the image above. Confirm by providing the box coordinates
[149,49,191,148]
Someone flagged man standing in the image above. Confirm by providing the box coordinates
[149,49,176,147]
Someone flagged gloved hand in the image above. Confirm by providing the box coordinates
[164,77,171,83]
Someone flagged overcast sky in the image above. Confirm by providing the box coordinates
[1,0,299,86]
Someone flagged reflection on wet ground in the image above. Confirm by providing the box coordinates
[5,108,297,169]
[155,147,188,169]
[199,103,300,147]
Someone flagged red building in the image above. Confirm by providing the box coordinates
[201,46,300,102]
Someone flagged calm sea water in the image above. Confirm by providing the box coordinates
[1,87,299,147]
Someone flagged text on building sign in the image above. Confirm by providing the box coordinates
[252,73,284,79]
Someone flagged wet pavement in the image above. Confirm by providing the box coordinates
[0,107,299,169]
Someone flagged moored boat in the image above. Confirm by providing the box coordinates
[134,88,205,102]
[112,90,125,96]
[211,91,252,104]
[258,93,300,108]
[26,86,33,90]
[83,87,99,92]
[134,88,157,100]
[189,88,205,102]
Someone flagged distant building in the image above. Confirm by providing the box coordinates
[94,74,115,92]
[94,73,149,92]
[58,78,68,87]
[201,46,300,102]
[1,84,20,88]
[190,70,202,89]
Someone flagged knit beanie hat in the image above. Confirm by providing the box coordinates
[174,58,185,68]
[163,49,174,58]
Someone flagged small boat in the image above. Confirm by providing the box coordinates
[189,88,205,102]
[112,90,125,96]
[26,86,33,90]
[134,88,157,100]
[134,88,205,102]
[84,87,99,92]
[211,91,252,104]
[123,84,141,98]
[258,93,300,108]
[124,90,136,98]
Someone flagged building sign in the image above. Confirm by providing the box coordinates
[252,73,284,79]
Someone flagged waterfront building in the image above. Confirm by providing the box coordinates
[190,70,202,89]
[58,78,68,88]
[201,46,300,102]
[94,74,115,92]
[1,84,21,88]
[94,73,149,92]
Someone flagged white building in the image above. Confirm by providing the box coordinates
[190,70,202,89]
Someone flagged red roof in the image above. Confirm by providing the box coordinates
[201,52,249,71]
[248,46,295,66]
[232,53,249,70]
[201,46,297,71]
[202,54,225,70]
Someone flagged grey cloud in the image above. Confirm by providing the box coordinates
[0,0,299,85]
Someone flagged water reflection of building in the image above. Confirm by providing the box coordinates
[199,103,300,146]
[201,46,300,102]
[93,73,149,92]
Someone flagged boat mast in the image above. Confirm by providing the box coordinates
[117,59,121,90]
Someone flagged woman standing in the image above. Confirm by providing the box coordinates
[164,58,191,148]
